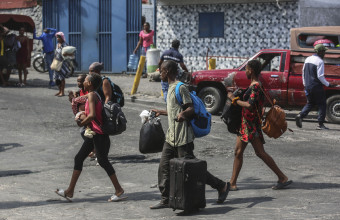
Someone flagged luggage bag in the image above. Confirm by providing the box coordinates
[169,157,207,211]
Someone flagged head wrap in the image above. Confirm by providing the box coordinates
[314,44,328,52]
[89,62,104,73]
[55,32,66,42]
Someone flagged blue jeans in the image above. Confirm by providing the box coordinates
[299,85,327,124]
[161,80,169,102]
[44,52,54,81]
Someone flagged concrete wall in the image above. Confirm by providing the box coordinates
[299,0,340,27]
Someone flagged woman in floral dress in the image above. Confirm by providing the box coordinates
[227,60,292,191]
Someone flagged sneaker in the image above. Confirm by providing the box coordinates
[150,201,169,209]
[50,81,56,87]
[295,115,302,128]
[316,124,329,130]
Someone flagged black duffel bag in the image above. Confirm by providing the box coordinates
[221,89,245,134]
[139,113,165,154]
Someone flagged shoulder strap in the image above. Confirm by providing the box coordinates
[258,84,274,107]
[175,82,185,106]
[102,76,116,92]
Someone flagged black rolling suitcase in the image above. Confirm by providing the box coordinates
[169,157,207,211]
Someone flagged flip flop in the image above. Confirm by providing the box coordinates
[230,187,239,191]
[272,180,293,190]
[108,192,128,202]
[55,189,72,202]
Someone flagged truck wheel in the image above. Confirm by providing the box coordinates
[326,95,340,124]
[198,87,223,115]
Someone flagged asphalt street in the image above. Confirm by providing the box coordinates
[0,70,340,219]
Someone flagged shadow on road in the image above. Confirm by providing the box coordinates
[176,206,236,216]
[290,181,340,190]
[108,154,160,164]
[0,143,23,152]
[224,196,275,208]
[0,170,37,177]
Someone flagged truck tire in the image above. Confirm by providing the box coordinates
[198,87,224,115]
[326,95,340,124]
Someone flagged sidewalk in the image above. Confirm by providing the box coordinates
[7,68,166,107]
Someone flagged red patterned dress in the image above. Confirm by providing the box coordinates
[238,82,265,144]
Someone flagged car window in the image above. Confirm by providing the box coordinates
[255,53,281,72]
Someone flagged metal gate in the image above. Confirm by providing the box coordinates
[69,0,82,71]
[42,0,59,46]
[99,0,112,72]
[126,0,142,73]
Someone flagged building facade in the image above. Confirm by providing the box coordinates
[156,0,340,71]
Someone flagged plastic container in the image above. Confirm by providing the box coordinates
[128,54,139,70]
[146,47,161,73]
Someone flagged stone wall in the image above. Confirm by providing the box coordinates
[157,2,299,71]
[1,5,43,59]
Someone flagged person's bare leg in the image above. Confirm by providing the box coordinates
[0,69,5,86]
[58,79,65,96]
[18,67,23,85]
[109,173,124,196]
[229,136,247,189]
[55,82,62,96]
[251,137,288,183]
[63,170,82,197]
[23,66,28,85]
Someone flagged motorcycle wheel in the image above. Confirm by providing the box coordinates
[33,57,48,73]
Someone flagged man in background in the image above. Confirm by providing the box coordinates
[158,39,188,102]
[296,44,337,130]
[34,28,57,87]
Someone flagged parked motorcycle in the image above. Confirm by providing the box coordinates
[32,49,47,73]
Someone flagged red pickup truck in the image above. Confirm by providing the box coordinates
[191,48,340,123]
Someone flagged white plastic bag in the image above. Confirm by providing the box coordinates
[139,110,151,124]
[62,46,76,60]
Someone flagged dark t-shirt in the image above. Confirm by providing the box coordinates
[160,47,184,64]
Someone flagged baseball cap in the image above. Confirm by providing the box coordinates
[314,44,328,52]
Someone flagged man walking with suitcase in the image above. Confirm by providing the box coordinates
[151,60,230,210]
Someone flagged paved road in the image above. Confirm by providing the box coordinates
[0,71,340,219]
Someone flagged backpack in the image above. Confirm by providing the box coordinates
[175,82,211,138]
[95,92,127,136]
[221,89,245,134]
[101,76,125,107]
[257,86,291,139]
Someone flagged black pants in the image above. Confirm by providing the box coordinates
[158,142,226,204]
[74,133,115,176]
[300,86,327,124]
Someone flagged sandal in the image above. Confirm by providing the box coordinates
[108,192,128,202]
[272,180,293,190]
[230,187,239,191]
[55,189,72,202]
